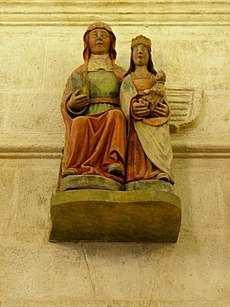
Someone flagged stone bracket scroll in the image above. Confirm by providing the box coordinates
[166,88,202,132]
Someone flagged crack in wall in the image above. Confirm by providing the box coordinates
[82,244,97,297]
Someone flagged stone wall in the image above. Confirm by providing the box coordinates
[1,1,230,306]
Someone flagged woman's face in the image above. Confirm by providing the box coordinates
[132,44,149,67]
[89,29,111,55]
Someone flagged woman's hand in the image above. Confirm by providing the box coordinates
[151,101,169,117]
[68,89,90,110]
[132,97,150,118]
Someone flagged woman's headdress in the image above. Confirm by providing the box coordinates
[83,22,117,63]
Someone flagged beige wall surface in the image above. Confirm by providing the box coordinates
[0,1,230,306]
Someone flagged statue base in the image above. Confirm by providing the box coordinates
[60,174,123,191]
[49,189,181,243]
[125,179,174,192]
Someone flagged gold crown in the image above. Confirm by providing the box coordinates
[131,35,151,50]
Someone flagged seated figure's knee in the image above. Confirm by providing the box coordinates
[73,116,88,126]
[107,108,125,122]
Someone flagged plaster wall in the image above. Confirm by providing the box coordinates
[0,1,230,306]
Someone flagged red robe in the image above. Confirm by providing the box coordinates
[60,64,127,185]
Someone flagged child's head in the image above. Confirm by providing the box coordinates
[156,70,166,83]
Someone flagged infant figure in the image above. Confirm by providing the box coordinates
[140,70,166,115]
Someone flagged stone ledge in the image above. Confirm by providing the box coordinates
[0,142,230,159]
[1,1,230,26]
[49,189,181,243]
[0,134,230,159]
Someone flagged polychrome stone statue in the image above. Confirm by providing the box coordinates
[120,35,174,186]
[60,22,126,190]
[50,30,181,244]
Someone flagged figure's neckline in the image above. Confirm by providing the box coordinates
[131,71,152,80]
[88,54,113,72]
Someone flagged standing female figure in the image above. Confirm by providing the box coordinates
[120,35,174,184]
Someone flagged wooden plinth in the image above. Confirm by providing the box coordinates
[49,189,181,243]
